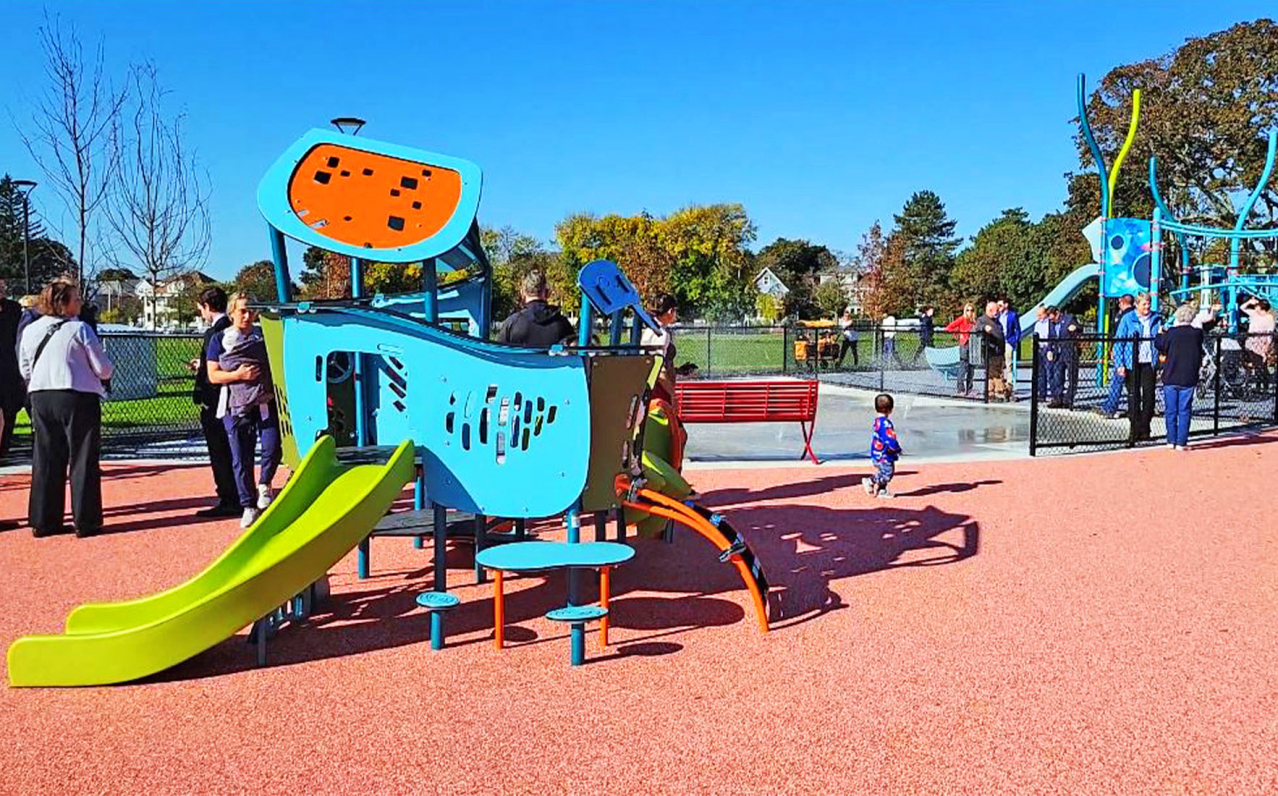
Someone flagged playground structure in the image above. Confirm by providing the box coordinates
[926,74,1278,377]
[6,128,771,687]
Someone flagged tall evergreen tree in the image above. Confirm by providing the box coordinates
[0,175,49,286]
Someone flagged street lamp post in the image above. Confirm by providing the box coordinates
[13,180,37,294]
[330,117,366,136]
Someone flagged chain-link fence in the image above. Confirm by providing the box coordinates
[1029,331,1278,454]
[9,332,207,459]
[674,323,1020,402]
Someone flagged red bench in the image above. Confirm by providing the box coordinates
[674,379,821,464]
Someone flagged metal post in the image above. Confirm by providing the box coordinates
[782,325,789,374]
[578,295,593,348]
[609,311,623,347]
[423,258,438,323]
[22,195,31,295]
[1213,337,1221,435]
[413,470,425,549]
[1150,209,1162,314]
[570,623,585,666]
[432,502,448,592]
[705,327,712,378]
[594,510,606,541]
[1029,334,1039,457]
[350,256,367,447]
[614,507,625,541]
[269,228,293,303]
[430,612,444,651]
[473,514,488,583]
[357,537,370,579]
[479,274,493,339]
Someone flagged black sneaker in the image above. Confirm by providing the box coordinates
[196,502,242,519]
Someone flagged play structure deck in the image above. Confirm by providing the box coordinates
[6,126,772,686]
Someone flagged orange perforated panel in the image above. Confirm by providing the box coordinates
[287,144,463,250]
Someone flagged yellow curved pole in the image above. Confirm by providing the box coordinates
[1106,89,1142,210]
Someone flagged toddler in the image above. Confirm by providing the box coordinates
[863,393,902,498]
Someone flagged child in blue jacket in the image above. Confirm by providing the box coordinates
[863,393,903,498]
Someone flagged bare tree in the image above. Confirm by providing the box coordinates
[15,12,126,286]
[105,62,211,329]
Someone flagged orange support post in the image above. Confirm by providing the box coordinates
[599,566,611,648]
[493,569,505,650]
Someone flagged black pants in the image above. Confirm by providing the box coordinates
[837,338,858,366]
[1126,363,1157,440]
[29,390,103,534]
[200,406,239,506]
[0,402,18,458]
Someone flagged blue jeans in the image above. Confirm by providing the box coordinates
[1101,367,1126,414]
[223,404,282,508]
[1163,385,1194,447]
[872,458,895,487]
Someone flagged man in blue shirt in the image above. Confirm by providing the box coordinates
[997,298,1022,400]
[1114,293,1163,443]
[1099,294,1135,418]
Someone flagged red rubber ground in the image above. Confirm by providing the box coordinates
[2,437,1276,794]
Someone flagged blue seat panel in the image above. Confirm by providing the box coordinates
[475,541,634,573]
[546,605,608,623]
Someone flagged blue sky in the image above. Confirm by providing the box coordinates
[0,1,1272,280]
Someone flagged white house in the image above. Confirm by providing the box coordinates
[754,267,790,299]
[134,271,216,330]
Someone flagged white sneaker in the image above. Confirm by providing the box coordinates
[876,490,896,499]
[862,476,876,496]
[240,508,259,528]
[257,484,273,510]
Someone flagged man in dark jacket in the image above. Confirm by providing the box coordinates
[0,280,23,459]
[497,270,575,347]
[191,286,239,517]
[1047,306,1081,408]
[974,301,1007,399]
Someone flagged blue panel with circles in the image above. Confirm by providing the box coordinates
[1102,218,1153,298]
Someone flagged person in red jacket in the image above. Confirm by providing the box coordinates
[945,303,977,396]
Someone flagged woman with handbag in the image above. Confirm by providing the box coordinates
[18,279,114,537]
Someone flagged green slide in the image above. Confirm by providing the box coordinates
[7,436,415,687]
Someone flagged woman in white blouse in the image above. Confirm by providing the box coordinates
[18,279,114,537]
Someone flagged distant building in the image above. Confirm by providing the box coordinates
[129,271,217,329]
[819,270,871,316]
[754,267,790,299]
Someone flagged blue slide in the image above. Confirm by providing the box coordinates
[924,264,1101,372]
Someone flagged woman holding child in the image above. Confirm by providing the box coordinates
[206,293,282,528]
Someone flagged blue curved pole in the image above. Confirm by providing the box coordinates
[1078,73,1111,219]
[1229,129,1277,271]
[1149,155,1193,297]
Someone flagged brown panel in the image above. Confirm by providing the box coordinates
[287,144,462,249]
[581,354,655,512]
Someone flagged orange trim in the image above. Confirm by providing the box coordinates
[620,496,770,633]
[287,143,462,250]
[599,566,611,648]
[493,570,505,650]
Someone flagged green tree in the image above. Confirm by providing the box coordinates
[812,279,848,318]
[0,174,59,290]
[658,204,757,321]
[950,208,1035,308]
[755,293,782,323]
[868,192,960,315]
[234,260,283,300]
